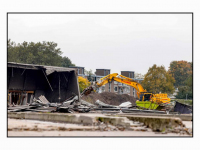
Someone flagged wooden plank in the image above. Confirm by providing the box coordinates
[9,90,21,93]
[8,90,34,93]
[26,91,34,93]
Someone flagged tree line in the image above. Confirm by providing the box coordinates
[8,39,75,67]
[7,40,192,99]
[141,61,192,99]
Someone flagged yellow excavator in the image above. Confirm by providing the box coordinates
[82,73,171,110]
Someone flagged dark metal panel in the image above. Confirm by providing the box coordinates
[24,70,37,90]
[7,62,80,104]
[44,71,79,103]
[67,71,79,96]
[8,68,25,90]
[8,62,39,70]
[174,101,192,114]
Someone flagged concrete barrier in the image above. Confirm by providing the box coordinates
[8,112,184,131]
[116,113,192,121]
[8,112,95,125]
[117,114,183,131]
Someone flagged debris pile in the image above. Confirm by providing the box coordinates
[81,92,137,106]
[174,101,192,114]
[165,125,193,135]
[8,92,191,115]
[95,100,118,108]
[7,93,171,114]
[8,93,136,113]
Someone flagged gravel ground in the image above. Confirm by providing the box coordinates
[8,131,190,137]
[7,119,192,137]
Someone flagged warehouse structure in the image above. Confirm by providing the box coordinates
[7,62,80,105]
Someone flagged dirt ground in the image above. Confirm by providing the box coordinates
[7,119,192,137]
[8,131,190,137]
[82,92,137,105]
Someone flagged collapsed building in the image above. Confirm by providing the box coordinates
[7,62,80,105]
[7,62,192,115]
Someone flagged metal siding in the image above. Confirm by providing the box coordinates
[8,68,26,90]
[44,71,79,103]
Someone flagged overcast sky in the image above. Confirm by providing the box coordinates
[8,14,192,75]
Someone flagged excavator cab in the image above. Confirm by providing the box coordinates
[139,93,152,101]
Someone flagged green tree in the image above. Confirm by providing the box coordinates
[176,74,193,99]
[169,61,192,87]
[8,39,75,67]
[8,39,20,62]
[168,61,193,99]
[175,86,193,99]
[142,64,175,94]
[84,69,94,82]
[61,56,75,67]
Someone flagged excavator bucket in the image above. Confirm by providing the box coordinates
[80,86,94,97]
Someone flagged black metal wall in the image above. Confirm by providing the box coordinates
[44,71,79,103]
[7,67,79,103]
[174,101,192,114]
[8,68,47,90]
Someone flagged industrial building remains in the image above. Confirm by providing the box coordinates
[7,62,192,136]
[7,62,80,105]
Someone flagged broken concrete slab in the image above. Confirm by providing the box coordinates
[8,112,188,133]
[117,113,192,121]
[95,100,119,108]
[131,127,148,131]
[8,105,38,112]
[117,114,183,132]
[119,101,132,108]
[8,118,99,132]
[80,99,96,108]
[61,96,79,107]
[38,95,50,104]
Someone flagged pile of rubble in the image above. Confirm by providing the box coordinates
[81,92,137,106]
[8,93,135,113]
[8,89,191,115]
[7,118,148,132]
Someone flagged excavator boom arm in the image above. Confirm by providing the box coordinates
[82,73,170,105]
[95,73,146,98]
[113,77,145,92]
[95,73,118,88]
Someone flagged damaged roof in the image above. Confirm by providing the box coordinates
[8,62,76,75]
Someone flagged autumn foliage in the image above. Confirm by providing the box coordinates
[78,76,90,93]
[168,61,192,87]
[142,64,175,94]
[168,61,193,99]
